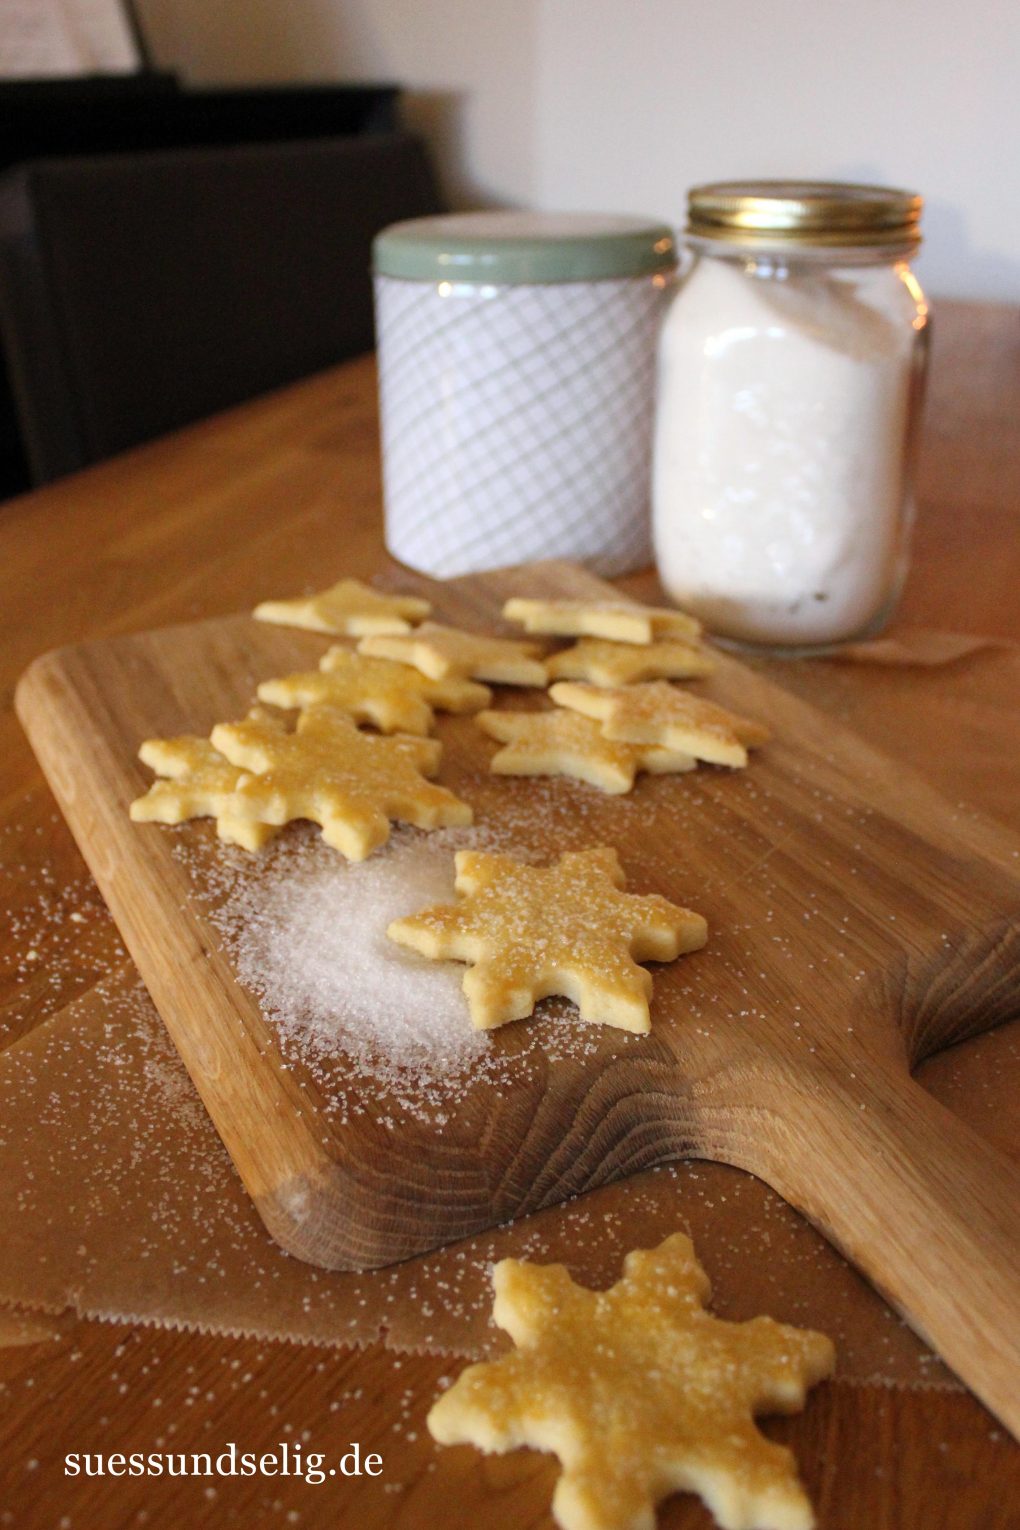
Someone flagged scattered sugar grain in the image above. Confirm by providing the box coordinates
[224,829,489,1085]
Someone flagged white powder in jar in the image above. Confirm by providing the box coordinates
[652,257,919,646]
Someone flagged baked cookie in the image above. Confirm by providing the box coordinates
[257,648,490,735]
[551,681,769,768]
[210,704,472,860]
[546,636,715,686]
[476,707,696,794]
[388,845,706,1032]
[428,1232,834,1530]
[254,577,430,636]
[359,622,547,686]
[504,596,701,646]
[130,714,283,851]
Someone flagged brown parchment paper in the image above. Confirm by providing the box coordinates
[2,629,1017,1380]
[823,628,1003,667]
[0,1309,67,1349]
[1,963,1017,1387]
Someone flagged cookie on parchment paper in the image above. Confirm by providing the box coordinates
[428,1231,834,1530]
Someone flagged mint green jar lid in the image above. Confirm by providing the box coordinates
[373,211,677,284]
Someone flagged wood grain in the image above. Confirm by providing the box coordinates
[15,558,1020,1435]
[3,1320,1017,1530]
[2,300,1019,1527]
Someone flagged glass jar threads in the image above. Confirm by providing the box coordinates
[374,211,677,578]
[652,181,930,651]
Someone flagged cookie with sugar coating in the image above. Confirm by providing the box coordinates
[477,706,696,794]
[360,622,548,686]
[211,704,471,861]
[428,1231,834,1530]
[504,595,701,645]
[254,577,430,636]
[388,845,706,1033]
[130,710,283,851]
[546,635,715,686]
[551,680,769,768]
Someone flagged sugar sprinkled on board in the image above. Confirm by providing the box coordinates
[224,828,490,1080]
[186,814,612,1121]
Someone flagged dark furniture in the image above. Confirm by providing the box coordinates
[0,75,405,494]
[0,131,440,486]
[0,75,400,175]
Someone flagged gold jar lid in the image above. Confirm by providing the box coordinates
[687,180,922,250]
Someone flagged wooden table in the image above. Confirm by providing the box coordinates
[1,300,1018,1529]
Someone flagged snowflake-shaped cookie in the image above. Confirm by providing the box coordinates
[257,648,490,735]
[130,714,284,851]
[551,681,769,768]
[428,1232,834,1530]
[253,577,430,636]
[210,705,472,860]
[504,596,701,645]
[546,636,715,686]
[388,846,706,1031]
[359,622,548,686]
[477,708,695,794]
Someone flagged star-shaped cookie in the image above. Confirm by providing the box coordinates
[387,846,706,1032]
[359,622,548,686]
[476,708,696,794]
[546,636,716,686]
[257,648,491,735]
[504,596,701,646]
[551,681,769,768]
[253,577,430,636]
[428,1232,834,1530]
[210,704,472,860]
[129,714,283,851]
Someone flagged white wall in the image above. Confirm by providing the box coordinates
[136,0,541,208]
[137,0,1020,300]
[535,0,1020,301]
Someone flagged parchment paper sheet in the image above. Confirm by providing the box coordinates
[826,629,1002,666]
[1,962,1016,1386]
[2,633,1017,1385]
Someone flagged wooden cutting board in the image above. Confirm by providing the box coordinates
[15,560,1020,1435]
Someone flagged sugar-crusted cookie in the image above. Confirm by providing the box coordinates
[210,704,472,860]
[551,681,769,768]
[359,622,548,686]
[254,577,430,636]
[257,648,490,736]
[388,846,706,1032]
[428,1232,834,1530]
[130,715,283,851]
[321,645,490,710]
[476,707,696,794]
[504,596,701,646]
[546,636,715,686]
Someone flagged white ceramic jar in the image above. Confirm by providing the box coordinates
[653,182,930,652]
[373,211,676,578]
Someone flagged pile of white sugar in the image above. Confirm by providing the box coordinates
[193,815,604,1118]
[653,258,917,645]
[226,828,489,1077]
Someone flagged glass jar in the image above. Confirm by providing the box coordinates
[652,182,930,652]
[374,212,676,578]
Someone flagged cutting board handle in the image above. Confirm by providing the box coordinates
[775,1062,1020,1436]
